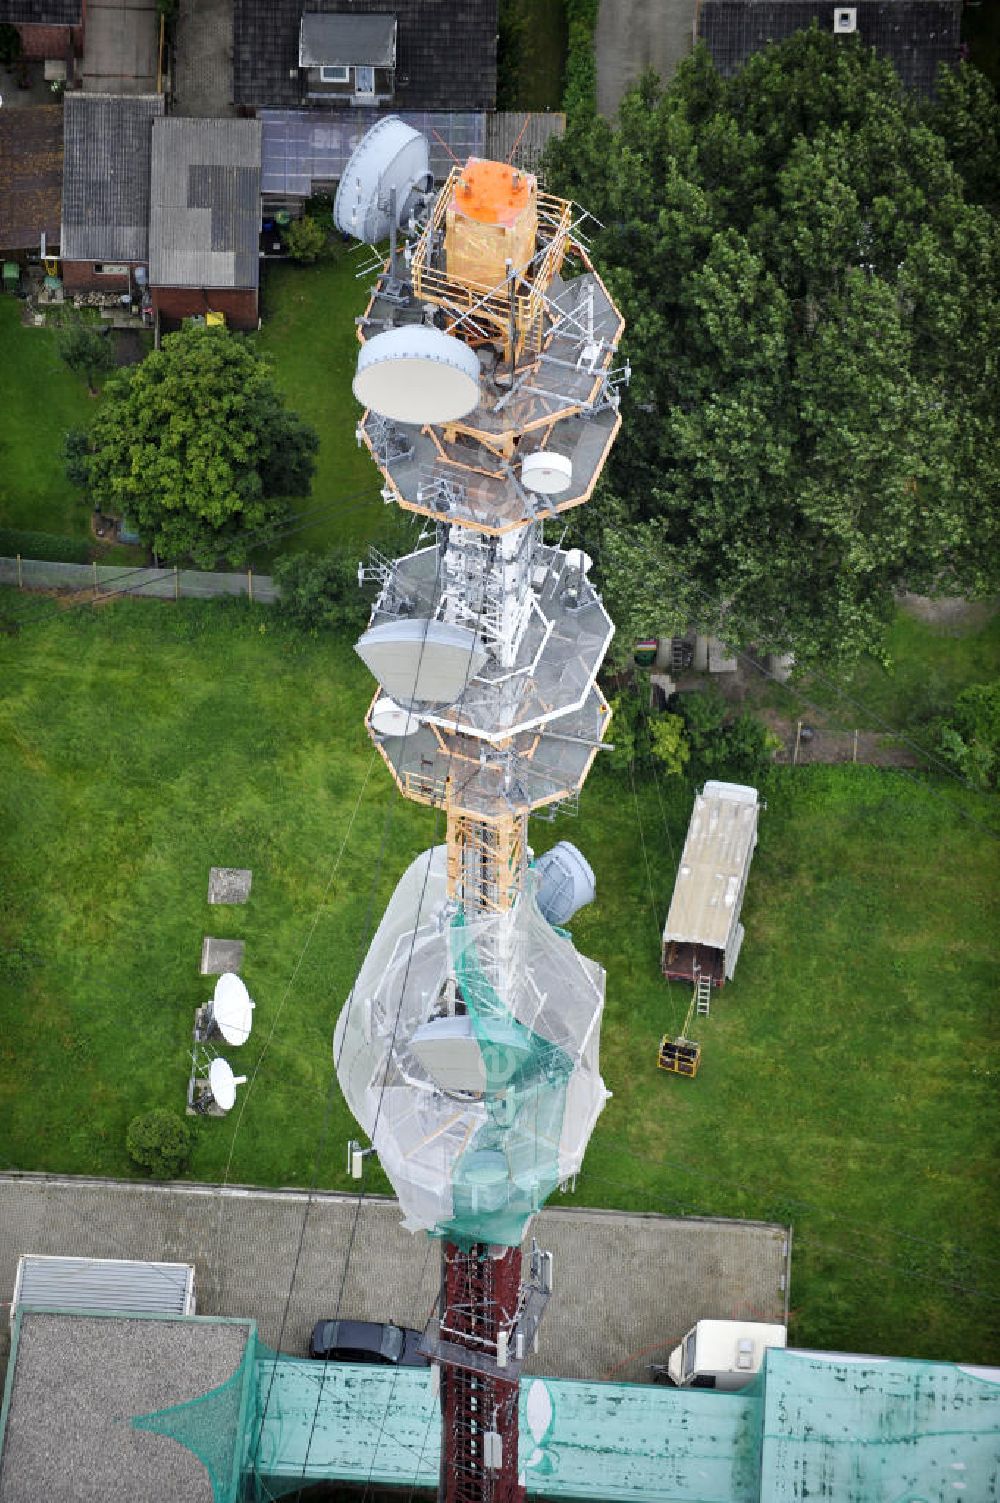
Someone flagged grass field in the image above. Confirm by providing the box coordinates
[253,255,408,559]
[0,298,95,537]
[0,594,997,1365]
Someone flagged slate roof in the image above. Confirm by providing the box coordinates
[61,93,163,263]
[697,0,962,96]
[299,12,396,65]
[0,1,81,21]
[0,104,62,252]
[149,118,262,289]
[234,0,498,111]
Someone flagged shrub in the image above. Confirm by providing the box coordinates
[0,528,90,564]
[126,1109,192,1178]
[273,549,369,633]
[933,680,1000,790]
[63,427,92,491]
[284,215,328,264]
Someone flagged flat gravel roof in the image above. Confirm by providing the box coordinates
[0,1311,251,1503]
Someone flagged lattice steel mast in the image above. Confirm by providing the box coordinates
[333,122,627,1503]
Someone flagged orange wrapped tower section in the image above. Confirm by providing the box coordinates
[444,158,539,290]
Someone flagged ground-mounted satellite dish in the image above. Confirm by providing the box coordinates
[208,1057,246,1114]
[521,451,573,496]
[356,619,488,708]
[370,696,421,738]
[210,972,255,1046]
[334,116,433,243]
[354,326,481,426]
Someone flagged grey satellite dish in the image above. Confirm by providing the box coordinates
[521,451,573,496]
[370,696,421,738]
[356,620,488,708]
[410,1016,486,1094]
[354,326,481,426]
[208,1057,246,1113]
[211,973,255,1046]
[334,116,432,244]
[533,842,596,926]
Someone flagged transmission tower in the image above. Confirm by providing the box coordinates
[333,122,627,1502]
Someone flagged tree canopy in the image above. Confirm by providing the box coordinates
[547,32,1000,663]
[83,326,318,566]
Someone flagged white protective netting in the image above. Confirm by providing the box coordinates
[334,846,609,1246]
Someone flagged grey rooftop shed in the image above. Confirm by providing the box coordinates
[148,117,262,291]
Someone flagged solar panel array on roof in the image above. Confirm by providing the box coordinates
[260,110,485,197]
[697,1,961,96]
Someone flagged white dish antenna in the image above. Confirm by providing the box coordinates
[333,116,433,244]
[370,696,421,738]
[564,548,593,575]
[211,972,255,1046]
[354,326,481,426]
[356,619,488,707]
[208,1057,246,1114]
[521,451,573,496]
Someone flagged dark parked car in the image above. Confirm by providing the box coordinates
[308,1318,429,1366]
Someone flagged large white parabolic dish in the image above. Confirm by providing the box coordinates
[333,116,432,244]
[521,450,573,496]
[209,1057,246,1113]
[354,326,480,426]
[212,972,255,1046]
[370,696,421,738]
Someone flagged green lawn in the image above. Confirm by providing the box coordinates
[0,297,95,536]
[253,255,410,559]
[0,594,996,1365]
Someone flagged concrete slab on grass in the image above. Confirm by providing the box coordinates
[200,937,244,975]
[208,868,252,905]
[0,1174,791,1385]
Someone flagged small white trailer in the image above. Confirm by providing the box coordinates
[666,1319,787,1391]
[11,1254,196,1329]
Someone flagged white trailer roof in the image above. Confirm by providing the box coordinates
[662,782,759,951]
[14,1255,194,1317]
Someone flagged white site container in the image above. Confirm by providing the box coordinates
[667,1319,787,1391]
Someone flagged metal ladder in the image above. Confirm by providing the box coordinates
[695,975,712,1017]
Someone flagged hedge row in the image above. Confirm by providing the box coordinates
[563,0,600,121]
[0,529,90,564]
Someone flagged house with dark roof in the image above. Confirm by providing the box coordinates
[696,0,961,96]
[233,0,498,113]
[60,92,163,294]
[0,0,83,65]
[0,103,62,253]
[148,118,262,331]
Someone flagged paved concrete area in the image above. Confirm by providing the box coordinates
[81,0,159,95]
[200,936,244,973]
[172,0,234,117]
[208,867,252,904]
[0,1173,789,1388]
[596,0,696,118]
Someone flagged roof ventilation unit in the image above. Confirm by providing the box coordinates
[833,7,857,33]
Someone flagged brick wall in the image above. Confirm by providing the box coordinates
[16,23,82,60]
[62,261,131,293]
[151,287,259,331]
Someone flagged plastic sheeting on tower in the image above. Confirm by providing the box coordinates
[333,846,609,1247]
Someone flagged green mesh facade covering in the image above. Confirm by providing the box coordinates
[126,1345,1000,1502]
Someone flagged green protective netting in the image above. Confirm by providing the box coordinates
[438,910,574,1248]
[132,1330,264,1503]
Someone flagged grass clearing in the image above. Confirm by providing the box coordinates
[0,595,997,1364]
[0,297,95,537]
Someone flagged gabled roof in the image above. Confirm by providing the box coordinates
[697,0,961,97]
[234,0,498,112]
[61,93,163,263]
[299,12,396,66]
[0,104,62,252]
[149,118,262,290]
[0,1,81,22]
